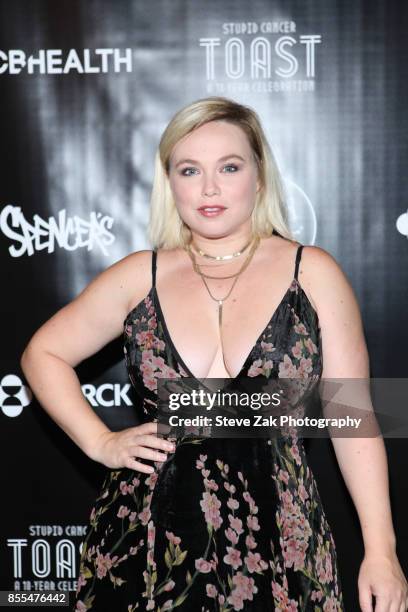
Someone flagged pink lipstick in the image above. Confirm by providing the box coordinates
[197,206,227,217]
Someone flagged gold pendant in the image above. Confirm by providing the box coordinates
[218,300,223,328]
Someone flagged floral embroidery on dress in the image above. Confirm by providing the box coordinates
[74,257,344,611]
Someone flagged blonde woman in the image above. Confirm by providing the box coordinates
[21,97,407,611]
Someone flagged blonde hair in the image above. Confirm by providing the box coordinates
[148,96,293,249]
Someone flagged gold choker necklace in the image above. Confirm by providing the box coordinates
[185,235,260,378]
[190,238,252,261]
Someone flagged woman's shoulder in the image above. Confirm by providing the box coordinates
[118,248,155,271]
[295,244,359,321]
[264,236,349,313]
[297,244,345,282]
[109,248,154,283]
[295,244,368,377]
[150,245,188,276]
[99,249,155,316]
[273,236,337,266]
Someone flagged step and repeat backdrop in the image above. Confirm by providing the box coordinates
[1,0,407,608]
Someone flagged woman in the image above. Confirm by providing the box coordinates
[21,97,407,611]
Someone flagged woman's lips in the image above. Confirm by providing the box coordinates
[197,206,227,217]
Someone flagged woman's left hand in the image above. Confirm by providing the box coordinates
[358,552,408,612]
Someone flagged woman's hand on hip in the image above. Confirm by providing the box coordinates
[90,422,176,472]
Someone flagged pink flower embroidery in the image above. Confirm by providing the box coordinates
[195,557,212,573]
[305,337,318,354]
[138,508,151,526]
[245,534,257,550]
[292,340,303,360]
[278,469,290,484]
[290,443,302,466]
[77,574,86,589]
[244,551,263,573]
[271,575,299,610]
[223,546,242,569]
[248,359,263,377]
[227,589,245,610]
[311,590,324,602]
[322,595,340,612]
[147,521,155,545]
[232,572,258,600]
[228,515,244,534]
[204,478,219,491]
[165,530,181,545]
[298,357,313,378]
[227,497,239,510]
[278,354,297,378]
[200,491,223,530]
[247,515,260,531]
[164,580,175,592]
[294,322,308,335]
[145,472,158,489]
[196,454,207,469]
[316,535,334,584]
[206,583,218,598]
[95,552,118,579]
[117,505,130,519]
[225,527,239,545]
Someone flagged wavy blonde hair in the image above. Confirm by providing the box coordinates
[148,96,293,248]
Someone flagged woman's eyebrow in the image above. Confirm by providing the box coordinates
[175,154,246,168]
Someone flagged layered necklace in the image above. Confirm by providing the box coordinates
[192,238,252,262]
[185,235,260,377]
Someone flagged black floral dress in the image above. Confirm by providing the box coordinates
[74,246,345,611]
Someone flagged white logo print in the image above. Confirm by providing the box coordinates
[284,178,317,245]
[2,377,132,418]
[0,205,115,257]
[0,374,32,417]
[200,32,321,80]
[396,210,408,238]
[0,48,132,75]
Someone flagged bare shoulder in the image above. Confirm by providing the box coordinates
[109,249,154,309]
[79,248,154,314]
[297,244,369,376]
[297,245,354,308]
[22,249,154,366]
[108,248,153,279]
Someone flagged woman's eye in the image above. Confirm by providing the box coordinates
[180,167,198,176]
[180,164,239,176]
[223,164,238,173]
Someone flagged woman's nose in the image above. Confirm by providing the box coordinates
[202,177,220,197]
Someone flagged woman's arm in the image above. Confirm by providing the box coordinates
[21,341,111,461]
[19,250,173,469]
[301,246,408,612]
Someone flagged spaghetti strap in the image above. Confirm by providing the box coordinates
[78,233,343,610]
[294,244,304,280]
[152,249,157,288]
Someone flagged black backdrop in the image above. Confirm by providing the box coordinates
[1,1,407,609]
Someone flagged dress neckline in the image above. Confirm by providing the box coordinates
[152,279,318,381]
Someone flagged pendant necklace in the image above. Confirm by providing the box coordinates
[185,235,260,376]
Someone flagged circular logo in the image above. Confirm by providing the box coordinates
[284,178,317,245]
[0,374,32,417]
[396,211,408,237]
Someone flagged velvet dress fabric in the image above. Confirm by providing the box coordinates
[74,245,345,612]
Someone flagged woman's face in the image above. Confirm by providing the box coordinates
[168,120,260,240]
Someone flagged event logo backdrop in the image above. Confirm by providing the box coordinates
[1,1,407,608]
